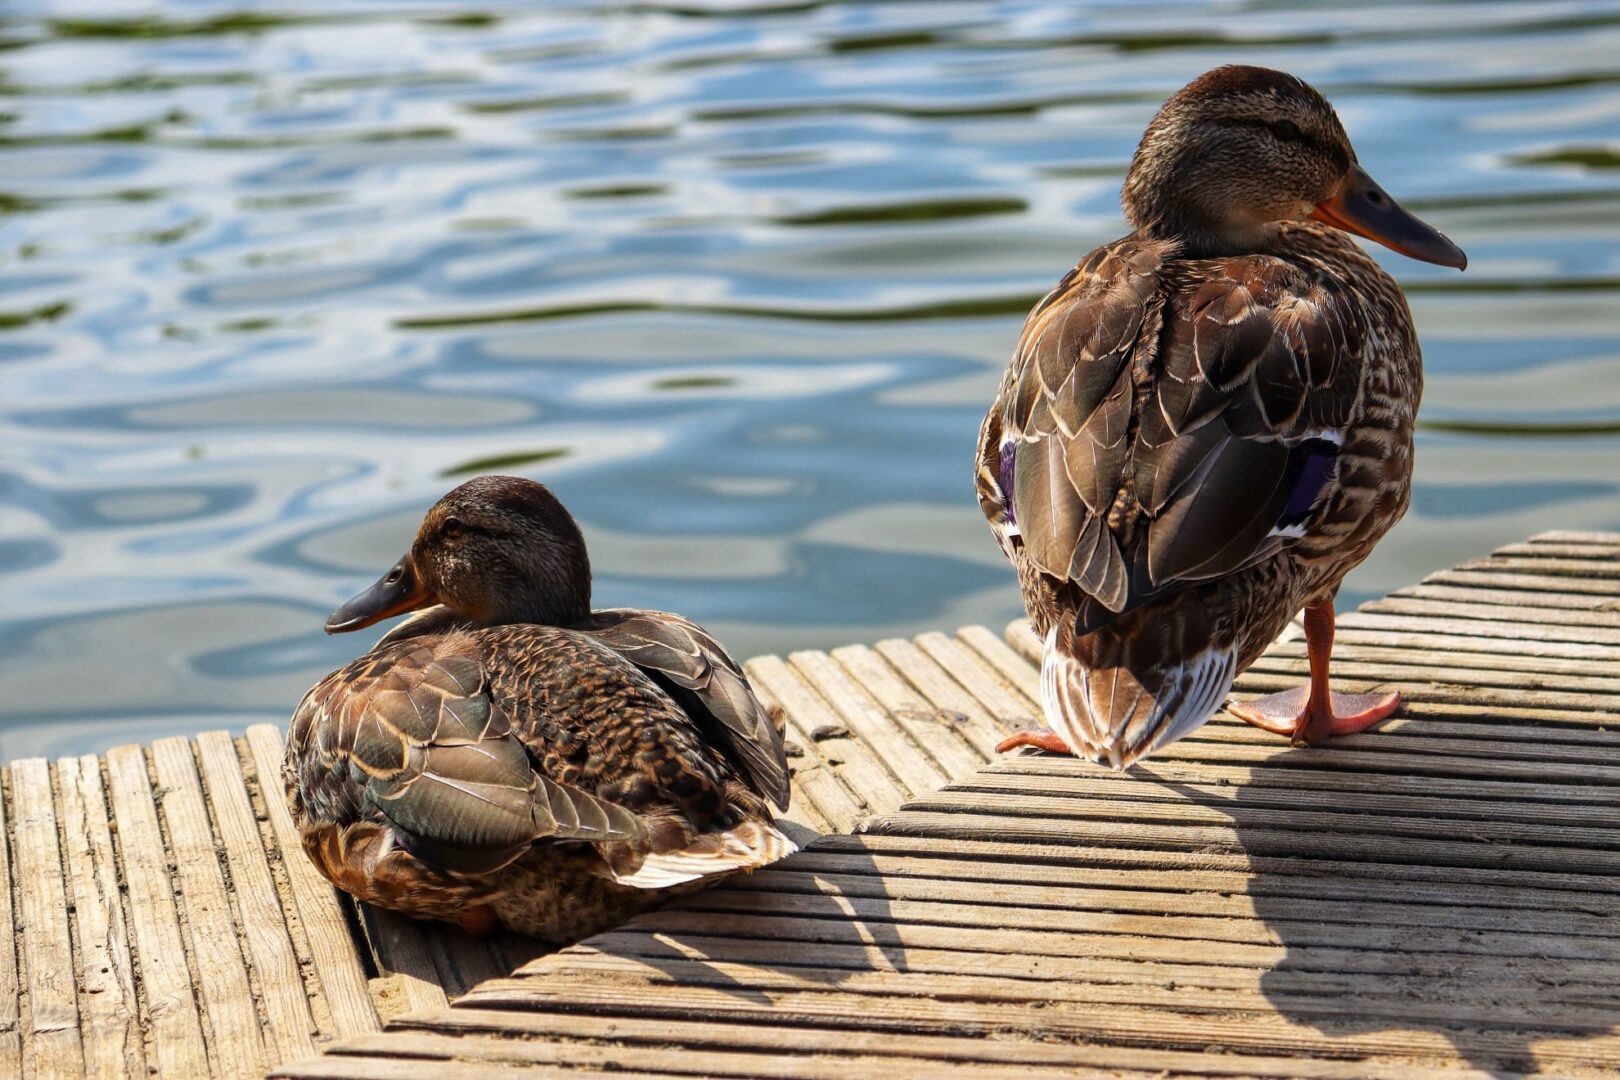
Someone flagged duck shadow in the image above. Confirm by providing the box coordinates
[365,818,901,1008]
[1135,760,1620,1077]
[573,824,909,1006]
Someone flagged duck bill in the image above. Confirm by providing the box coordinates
[1312,165,1467,270]
[325,557,435,634]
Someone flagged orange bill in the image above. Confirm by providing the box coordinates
[1312,165,1466,270]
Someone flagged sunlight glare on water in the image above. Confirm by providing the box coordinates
[1,0,1618,757]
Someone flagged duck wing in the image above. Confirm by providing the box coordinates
[287,638,646,877]
[979,237,1366,630]
[577,608,791,811]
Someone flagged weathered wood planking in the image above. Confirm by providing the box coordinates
[7,531,1620,1077]
[1,580,1004,1077]
[282,531,1620,1079]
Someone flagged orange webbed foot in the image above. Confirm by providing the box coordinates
[1229,687,1400,745]
[459,904,500,937]
[995,727,1074,755]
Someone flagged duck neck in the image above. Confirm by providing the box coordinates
[453,542,593,629]
[494,556,592,627]
[1122,147,1278,259]
[491,582,591,628]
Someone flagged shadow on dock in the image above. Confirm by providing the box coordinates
[1139,732,1620,1077]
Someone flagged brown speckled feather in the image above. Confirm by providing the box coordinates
[285,623,793,939]
[978,224,1419,764]
[577,607,791,810]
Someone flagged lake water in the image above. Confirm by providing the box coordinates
[2,0,1618,759]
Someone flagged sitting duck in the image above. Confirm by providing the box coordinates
[283,475,794,940]
[976,65,1466,767]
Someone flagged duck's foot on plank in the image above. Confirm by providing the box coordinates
[1228,686,1400,745]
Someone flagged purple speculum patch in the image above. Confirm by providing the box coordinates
[998,441,1017,524]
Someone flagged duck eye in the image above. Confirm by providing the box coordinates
[442,517,465,540]
[1270,119,1303,141]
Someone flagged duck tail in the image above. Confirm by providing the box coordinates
[1039,622,1237,769]
[599,819,798,890]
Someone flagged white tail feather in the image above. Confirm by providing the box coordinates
[1039,627,1236,769]
[604,819,798,890]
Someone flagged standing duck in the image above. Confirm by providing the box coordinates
[284,475,793,940]
[976,65,1465,768]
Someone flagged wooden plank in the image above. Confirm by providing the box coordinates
[362,907,452,1014]
[1004,618,1041,664]
[461,975,1620,1071]
[104,744,210,1077]
[385,1006,1501,1080]
[1459,555,1620,579]
[634,904,1617,988]
[873,637,1008,758]
[1392,582,1620,619]
[0,767,20,1078]
[151,737,266,1078]
[984,738,1620,799]
[1225,701,1620,739]
[55,756,142,1080]
[1340,607,1620,648]
[10,758,83,1079]
[1241,651,1620,698]
[194,731,319,1065]
[957,764,1620,828]
[1257,638,1620,680]
[426,929,506,1000]
[1527,529,1620,545]
[1141,734,1620,786]
[955,624,1040,702]
[1232,669,1620,716]
[278,1057,668,1080]
[912,631,1039,730]
[572,931,1607,1008]
[1497,541,1620,559]
[1198,709,1619,753]
[674,881,1620,961]
[1365,593,1620,633]
[242,724,380,1039]
[709,866,1617,940]
[787,649,948,798]
[829,644,985,780]
[753,652,907,815]
[736,851,1620,920]
[743,656,877,831]
[864,807,1620,875]
[524,950,1617,1035]
[312,1030,1086,1080]
[809,831,1620,896]
[1425,568,1620,596]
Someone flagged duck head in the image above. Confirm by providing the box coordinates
[326,475,592,634]
[1122,65,1466,269]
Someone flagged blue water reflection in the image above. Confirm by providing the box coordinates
[2,0,1619,758]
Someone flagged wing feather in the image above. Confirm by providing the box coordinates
[578,609,791,811]
[289,641,646,877]
[977,239,1362,626]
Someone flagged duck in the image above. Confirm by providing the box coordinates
[975,65,1466,768]
[282,475,794,941]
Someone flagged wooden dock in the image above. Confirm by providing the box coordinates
[5,531,1620,1077]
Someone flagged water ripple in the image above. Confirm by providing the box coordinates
[2,0,1619,756]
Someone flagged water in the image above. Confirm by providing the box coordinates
[2,0,1618,760]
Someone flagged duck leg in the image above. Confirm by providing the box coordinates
[996,728,1072,754]
[1227,602,1399,744]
